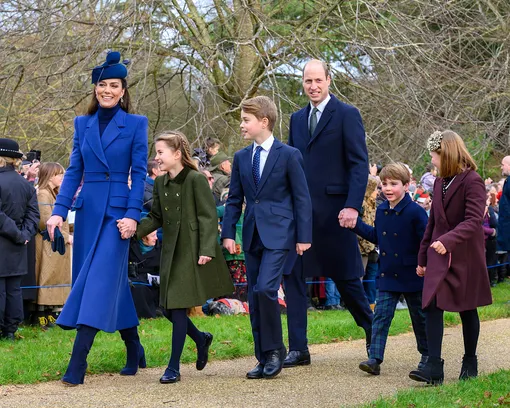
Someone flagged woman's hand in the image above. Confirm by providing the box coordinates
[198,256,212,265]
[46,215,64,241]
[67,235,74,246]
[416,265,426,277]
[430,240,447,255]
[117,218,137,240]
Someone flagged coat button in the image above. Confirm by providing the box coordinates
[166,221,170,225]
[394,273,398,278]
[165,193,168,197]
[176,207,180,211]
[382,252,386,256]
[381,273,385,277]
[105,172,109,180]
[176,221,180,225]
[394,233,398,237]
[396,212,399,215]
[394,253,398,257]
[384,211,388,215]
[382,232,386,236]
[165,207,169,211]
[255,200,260,204]
[176,193,180,197]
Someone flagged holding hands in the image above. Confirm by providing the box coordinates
[339,208,358,229]
[116,218,137,240]
[416,265,426,277]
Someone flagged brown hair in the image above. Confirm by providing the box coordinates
[379,162,411,185]
[147,159,159,177]
[204,137,220,152]
[0,156,22,168]
[241,96,278,132]
[86,78,132,115]
[154,130,198,171]
[37,162,65,194]
[434,130,477,177]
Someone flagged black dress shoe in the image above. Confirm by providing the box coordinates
[283,350,311,368]
[246,363,265,379]
[196,332,213,371]
[359,358,381,375]
[263,348,287,379]
[1,333,15,342]
[160,367,181,384]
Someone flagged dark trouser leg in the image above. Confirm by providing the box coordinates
[369,291,399,362]
[486,239,498,284]
[497,252,508,282]
[63,325,99,384]
[404,291,428,357]
[0,277,6,334]
[425,299,444,358]
[3,276,23,334]
[459,309,480,357]
[334,278,373,334]
[166,308,188,372]
[283,257,308,351]
[245,247,263,363]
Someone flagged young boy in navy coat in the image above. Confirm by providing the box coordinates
[222,96,312,380]
[348,163,429,376]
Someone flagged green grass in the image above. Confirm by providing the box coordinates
[0,282,508,385]
[364,369,510,408]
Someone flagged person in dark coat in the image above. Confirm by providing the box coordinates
[137,131,233,384]
[496,156,510,255]
[349,163,429,376]
[46,51,149,385]
[143,159,161,212]
[128,231,161,318]
[283,59,373,367]
[409,130,492,385]
[0,138,40,341]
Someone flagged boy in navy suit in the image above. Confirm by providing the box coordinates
[348,163,429,376]
[222,96,312,380]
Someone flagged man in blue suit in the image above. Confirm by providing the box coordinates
[283,59,373,368]
[222,96,312,380]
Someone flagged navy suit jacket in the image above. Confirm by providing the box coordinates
[353,194,428,293]
[222,138,312,251]
[287,94,369,280]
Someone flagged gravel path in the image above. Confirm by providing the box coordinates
[1,319,509,408]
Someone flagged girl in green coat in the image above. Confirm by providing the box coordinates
[137,131,233,384]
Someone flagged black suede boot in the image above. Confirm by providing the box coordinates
[409,356,444,385]
[459,355,477,380]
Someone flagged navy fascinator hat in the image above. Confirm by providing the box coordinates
[91,51,130,84]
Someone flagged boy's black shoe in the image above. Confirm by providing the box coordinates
[459,355,477,380]
[283,350,311,367]
[0,333,15,341]
[409,356,444,385]
[263,348,286,379]
[246,363,264,379]
[359,358,381,375]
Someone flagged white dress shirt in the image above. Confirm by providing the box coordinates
[252,135,275,179]
[308,94,331,129]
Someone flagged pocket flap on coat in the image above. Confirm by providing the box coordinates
[270,205,294,220]
[326,185,349,195]
[110,196,128,208]
[72,196,84,209]
[190,221,199,230]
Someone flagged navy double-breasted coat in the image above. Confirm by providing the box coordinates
[53,109,148,332]
[354,193,428,293]
[287,94,369,280]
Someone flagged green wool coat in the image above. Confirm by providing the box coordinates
[137,166,234,309]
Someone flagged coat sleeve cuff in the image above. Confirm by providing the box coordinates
[124,208,141,222]
[52,204,69,221]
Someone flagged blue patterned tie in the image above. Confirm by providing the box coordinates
[252,146,263,188]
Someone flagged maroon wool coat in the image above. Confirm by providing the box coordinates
[418,169,492,312]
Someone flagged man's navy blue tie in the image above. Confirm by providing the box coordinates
[252,146,263,188]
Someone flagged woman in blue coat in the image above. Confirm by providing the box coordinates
[46,52,148,386]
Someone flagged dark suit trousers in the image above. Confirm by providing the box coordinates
[285,274,373,352]
[0,276,23,334]
[244,229,288,363]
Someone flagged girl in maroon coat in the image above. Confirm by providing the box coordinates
[409,130,492,385]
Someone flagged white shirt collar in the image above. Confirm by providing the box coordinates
[254,134,275,152]
[310,94,331,113]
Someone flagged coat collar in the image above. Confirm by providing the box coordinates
[379,192,412,213]
[163,165,191,185]
[443,169,471,209]
[85,108,127,169]
[297,94,338,148]
[0,165,15,174]
[256,138,283,195]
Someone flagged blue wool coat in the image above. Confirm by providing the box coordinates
[353,193,428,293]
[286,94,368,280]
[53,109,148,333]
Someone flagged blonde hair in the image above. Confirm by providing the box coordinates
[379,162,411,185]
[241,96,278,131]
[37,162,65,194]
[432,130,477,177]
[155,131,198,171]
[0,156,22,168]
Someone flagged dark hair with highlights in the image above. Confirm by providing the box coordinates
[87,78,132,115]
